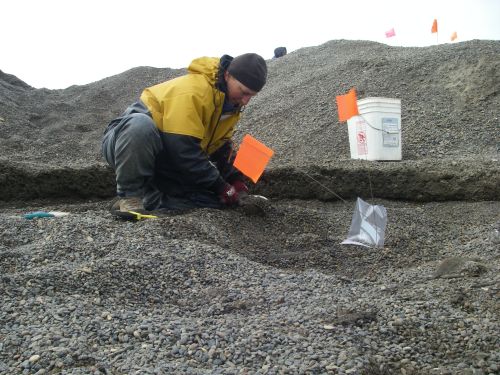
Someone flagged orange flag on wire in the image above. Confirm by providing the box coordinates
[233,134,274,183]
[335,88,359,122]
[451,31,457,41]
[431,19,438,33]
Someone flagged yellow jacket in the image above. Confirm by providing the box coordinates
[140,56,241,155]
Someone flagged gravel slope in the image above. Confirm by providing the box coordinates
[0,39,499,374]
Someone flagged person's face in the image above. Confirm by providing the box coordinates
[224,71,258,107]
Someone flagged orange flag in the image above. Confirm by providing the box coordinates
[451,31,457,41]
[431,19,438,33]
[233,134,274,183]
[335,88,359,122]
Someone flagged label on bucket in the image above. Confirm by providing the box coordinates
[356,120,368,155]
[382,118,399,147]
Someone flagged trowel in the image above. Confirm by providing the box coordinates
[237,193,270,217]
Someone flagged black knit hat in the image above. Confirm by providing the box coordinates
[227,53,267,92]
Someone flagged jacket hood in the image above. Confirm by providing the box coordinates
[187,57,221,86]
[187,55,234,92]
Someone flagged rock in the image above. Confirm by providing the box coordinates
[434,257,488,278]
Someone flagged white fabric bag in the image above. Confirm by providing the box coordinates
[341,197,387,248]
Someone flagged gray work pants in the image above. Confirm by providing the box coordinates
[101,112,163,199]
[102,102,222,211]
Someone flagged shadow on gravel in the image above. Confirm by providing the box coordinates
[0,158,498,202]
[154,199,497,278]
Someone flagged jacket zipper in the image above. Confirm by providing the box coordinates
[206,90,224,153]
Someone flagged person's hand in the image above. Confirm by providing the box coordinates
[219,183,240,206]
[231,180,249,195]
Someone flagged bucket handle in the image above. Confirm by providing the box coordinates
[359,115,400,133]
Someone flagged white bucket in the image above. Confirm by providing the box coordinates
[346,97,402,161]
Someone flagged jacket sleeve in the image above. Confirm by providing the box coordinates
[209,140,245,183]
[158,133,226,193]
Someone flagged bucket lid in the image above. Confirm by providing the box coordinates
[357,97,401,106]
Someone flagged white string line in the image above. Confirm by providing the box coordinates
[299,170,348,203]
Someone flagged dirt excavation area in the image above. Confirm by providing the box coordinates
[1,40,499,374]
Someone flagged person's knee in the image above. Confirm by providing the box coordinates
[117,114,162,155]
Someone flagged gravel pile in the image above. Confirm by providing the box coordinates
[1,39,499,374]
[1,40,499,168]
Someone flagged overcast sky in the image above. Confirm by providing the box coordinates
[2,0,499,89]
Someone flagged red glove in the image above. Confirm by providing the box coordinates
[219,183,240,206]
[231,180,249,195]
